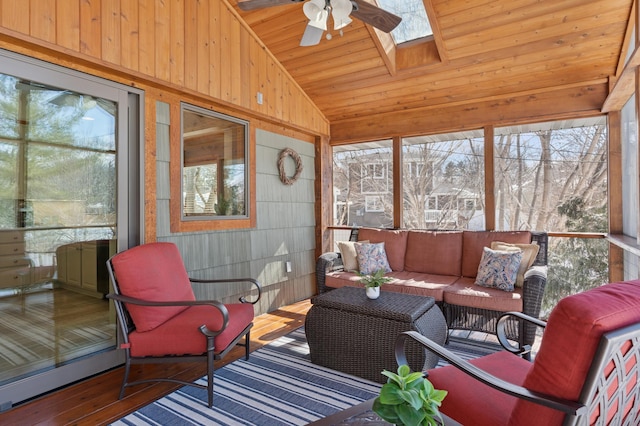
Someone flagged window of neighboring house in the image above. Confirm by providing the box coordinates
[365,195,384,212]
[361,162,388,193]
[333,140,393,228]
[179,103,250,228]
[402,130,484,230]
[405,161,425,179]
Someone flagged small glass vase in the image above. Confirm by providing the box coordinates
[366,286,381,299]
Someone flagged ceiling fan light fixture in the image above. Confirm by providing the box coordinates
[303,0,328,31]
[331,0,352,30]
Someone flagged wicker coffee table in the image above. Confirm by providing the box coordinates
[305,286,447,383]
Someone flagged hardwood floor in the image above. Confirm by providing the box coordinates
[1,299,312,425]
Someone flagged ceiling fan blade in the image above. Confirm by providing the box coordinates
[300,23,324,46]
[237,0,304,11]
[351,0,401,33]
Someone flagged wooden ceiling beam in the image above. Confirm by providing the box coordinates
[330,82,608,143]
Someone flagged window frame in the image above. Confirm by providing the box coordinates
[170,102,256,233]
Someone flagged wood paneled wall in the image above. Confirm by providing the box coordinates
[0,0,329,136]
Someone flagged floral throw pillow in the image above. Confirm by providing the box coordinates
[475,247,522,292]
[355,242,392,275]
[491,241,539,288]
[338,240,369,272]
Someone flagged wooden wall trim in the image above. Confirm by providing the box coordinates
[315,135,333,260]
[144,94,158,243]
[483,125,495,230]
[392,136,402,228]
[608,110,623,235]
[607,110,624,282]
[330,82,608,144]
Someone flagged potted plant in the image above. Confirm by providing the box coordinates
[359,269,392,299]
[373,364,448,426]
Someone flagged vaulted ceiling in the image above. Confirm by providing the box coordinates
[234,0,633,140]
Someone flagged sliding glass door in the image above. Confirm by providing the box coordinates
[0,50,141,409]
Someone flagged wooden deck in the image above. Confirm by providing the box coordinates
[1,299,312,425]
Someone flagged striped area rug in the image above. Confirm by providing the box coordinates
[112,328,382,426]
[113,329,501,426]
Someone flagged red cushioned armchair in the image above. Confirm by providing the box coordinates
[394,280,640,425]
[106,242,261,408]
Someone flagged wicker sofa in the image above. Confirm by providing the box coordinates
[316,228,548,349]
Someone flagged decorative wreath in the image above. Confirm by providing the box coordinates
[277,147,303,185]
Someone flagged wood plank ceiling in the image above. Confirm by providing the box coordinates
[234,0,633,140]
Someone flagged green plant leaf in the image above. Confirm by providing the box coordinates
[397,403,426,426]
[397,364,411,377]
[399,389,423,411]
[381,369,401,386]
[431,389,448,403]
[372,397,402,424]
[404,371,427,385]
[378,383,405,405]
[376,366,447,426]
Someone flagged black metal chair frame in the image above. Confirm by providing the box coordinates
[395,312,640,425]
[106,259,261,408]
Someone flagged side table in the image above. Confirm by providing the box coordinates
[305,286,447,384]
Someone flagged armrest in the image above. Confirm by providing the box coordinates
[520,265,548,349]
[395,331,586,416]
[316,252,344,293]
[189,277,262,304]
[497,311,546,356]
[105,293,229,336]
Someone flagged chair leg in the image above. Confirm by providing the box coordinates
[245,330,251,361]
[207,337,215,408]
[119,355,132,400]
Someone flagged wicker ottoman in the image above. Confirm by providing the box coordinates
[305,286,448,384]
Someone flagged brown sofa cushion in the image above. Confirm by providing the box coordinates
[461,231,531,278]
[443,277,523,312]
[358,228,408,271]
[326,270,458,302]
[404,231,463,276]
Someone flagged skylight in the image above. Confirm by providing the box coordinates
[376,0,433,44]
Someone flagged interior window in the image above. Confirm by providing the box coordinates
[181,104,248,219]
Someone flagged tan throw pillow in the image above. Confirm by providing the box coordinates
[491,241,539,287]
[338,240,369,272]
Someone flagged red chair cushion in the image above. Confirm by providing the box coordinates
[427,351,532,425]
[510,280,640,425]
[128,302,255,357]
[111,242,196,332]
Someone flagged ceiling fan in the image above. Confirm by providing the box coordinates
[237,0,402,46]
